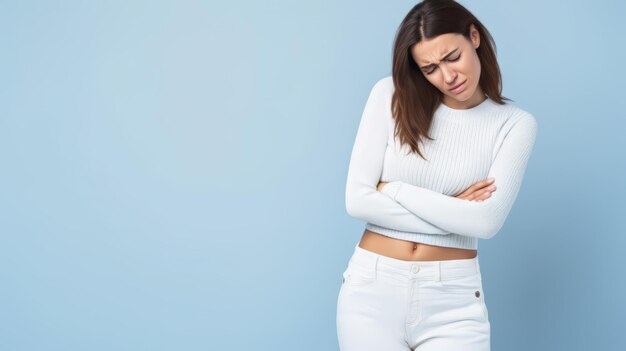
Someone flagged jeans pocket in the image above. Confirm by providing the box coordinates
[440,273,487,321]
[440,273,483,293]
[342,263,376,287]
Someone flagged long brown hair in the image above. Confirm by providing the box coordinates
[391,0,511,160]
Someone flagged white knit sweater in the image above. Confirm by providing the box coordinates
[345,76,538,250]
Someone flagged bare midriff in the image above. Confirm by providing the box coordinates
[358,229,477,261]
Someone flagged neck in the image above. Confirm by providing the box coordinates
[442,88,487,110]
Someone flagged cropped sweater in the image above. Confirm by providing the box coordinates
[345,76,538,250]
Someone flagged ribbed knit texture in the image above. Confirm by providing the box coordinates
[345,76,538,250]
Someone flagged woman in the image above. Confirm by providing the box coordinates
[337,0,538,350]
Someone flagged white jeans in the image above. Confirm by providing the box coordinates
[336,243,490,351]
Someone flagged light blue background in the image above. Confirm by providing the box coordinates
[1,0,624,350]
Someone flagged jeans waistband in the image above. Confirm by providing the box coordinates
[349,243,481,281]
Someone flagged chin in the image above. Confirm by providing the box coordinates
[445,91,472,102]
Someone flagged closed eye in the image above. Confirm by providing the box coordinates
[424,55,461,75]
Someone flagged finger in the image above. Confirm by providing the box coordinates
[466,178,495,194]
[460,183,485,197]
[460,178,495,199]
[467,191,482,201]
[479,188,494,200]
[472,187,491,200]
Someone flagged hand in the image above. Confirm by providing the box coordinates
[455,178,496,202]
[376,181,388,192]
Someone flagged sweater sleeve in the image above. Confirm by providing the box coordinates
[380,112,538,239]
[345,78,451,235]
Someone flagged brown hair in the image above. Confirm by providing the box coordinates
[391,0,511,160]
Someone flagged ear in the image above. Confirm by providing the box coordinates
[470,24,480,49]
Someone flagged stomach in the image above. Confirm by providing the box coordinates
[358,229,477,261]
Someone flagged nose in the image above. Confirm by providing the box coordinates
[440,63,457,86]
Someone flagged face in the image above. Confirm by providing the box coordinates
[411,25,485,109]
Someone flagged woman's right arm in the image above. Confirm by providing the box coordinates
[345,77,451,234]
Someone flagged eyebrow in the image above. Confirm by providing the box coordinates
[419,48,460,70]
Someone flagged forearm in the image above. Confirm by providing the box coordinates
[380,113,538,239]
[346,183,451,234]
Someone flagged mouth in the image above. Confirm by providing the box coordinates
[448,80,467,93]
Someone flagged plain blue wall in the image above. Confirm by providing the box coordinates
[1,0,625,350]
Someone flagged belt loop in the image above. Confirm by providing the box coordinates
[475,256,480,275]
[435,261,441,281]
[373,255,379,280]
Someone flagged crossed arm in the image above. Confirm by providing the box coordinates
[345,78,538,239]
[379,113,538,239]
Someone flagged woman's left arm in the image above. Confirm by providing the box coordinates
[380,112,538,239]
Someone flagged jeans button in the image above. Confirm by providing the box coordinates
[411,265,419,273]
[475,290,480,297]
